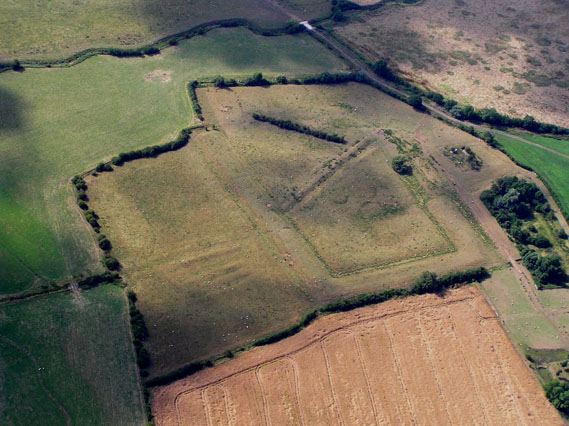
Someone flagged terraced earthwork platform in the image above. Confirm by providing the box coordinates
[153,286,562,425]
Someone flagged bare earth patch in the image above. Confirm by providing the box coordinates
[144,70,172,83]
[153,286,562,425]
[335,0,569,127]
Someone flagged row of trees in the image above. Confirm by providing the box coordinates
[252,113,346,144]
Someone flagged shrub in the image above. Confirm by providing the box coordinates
[533,234,552,248]
[76,191,88,202]
[213,76,225,88]
[97,234,112,251]
[11,59,23,72]
[244,72,269,86]
[559,229,568,240]
[95,162,112,173]
[78,200,88,210]
[102,255,120,271]
[275,75,288,85]
[407,94,424,110]
[412,271,441,294]
[391,155,412,175]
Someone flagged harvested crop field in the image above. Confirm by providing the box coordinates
[153,286,562,425]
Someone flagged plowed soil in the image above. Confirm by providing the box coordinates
[153,286,561,425]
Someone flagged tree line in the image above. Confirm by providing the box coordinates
[252,113,346,144]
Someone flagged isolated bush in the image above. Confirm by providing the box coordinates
[391,155,412,175]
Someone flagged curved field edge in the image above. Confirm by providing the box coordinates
[0,0,421,67]
[144,267,489,388]
[152,286,562,426]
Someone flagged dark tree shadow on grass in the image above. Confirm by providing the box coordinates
[0,87,26,132]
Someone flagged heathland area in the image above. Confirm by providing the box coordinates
[0,28,348,294]
[3,0,569,424]
[332,0,569,127]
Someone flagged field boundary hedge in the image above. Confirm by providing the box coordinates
[145,266,488,387]
[0,19,306,72]
[252,113,346,144]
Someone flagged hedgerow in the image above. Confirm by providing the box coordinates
[111,127,192,166]
[188,81,203,121]
[146,266,489,387]
[252,113,346,144]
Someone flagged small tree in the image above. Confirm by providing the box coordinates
[408,94,424,110]
[213,76,225,88]
[391,155,412,175]
[412,271,441,294]
[11,59,23,72]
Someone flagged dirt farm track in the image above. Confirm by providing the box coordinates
[153,287,561,425]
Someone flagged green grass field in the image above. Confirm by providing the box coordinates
[480,268,565,350]
[0,286,143,425]
[0,28,348,294]
[0,0,292,60]
[511,133,569,157]
[496,133,569,221]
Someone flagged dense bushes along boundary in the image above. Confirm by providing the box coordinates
[252,113,346,144]
[145,266,488,387]
[111,127,193,166]
[480,176,567,288]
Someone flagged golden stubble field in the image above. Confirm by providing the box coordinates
[86,82,533,376]
[335,0,569,127]
[153,286,562,426]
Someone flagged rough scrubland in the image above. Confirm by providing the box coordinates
[333,0,569,127]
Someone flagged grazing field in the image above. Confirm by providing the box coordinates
[495,133,569,221]
[0,286,144,425]
[87,82,503,376]
[333,0,569,127]
[480,268,566,351]
[0,28,348,294]
[153,286,562,426]
[0,0,292,59]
